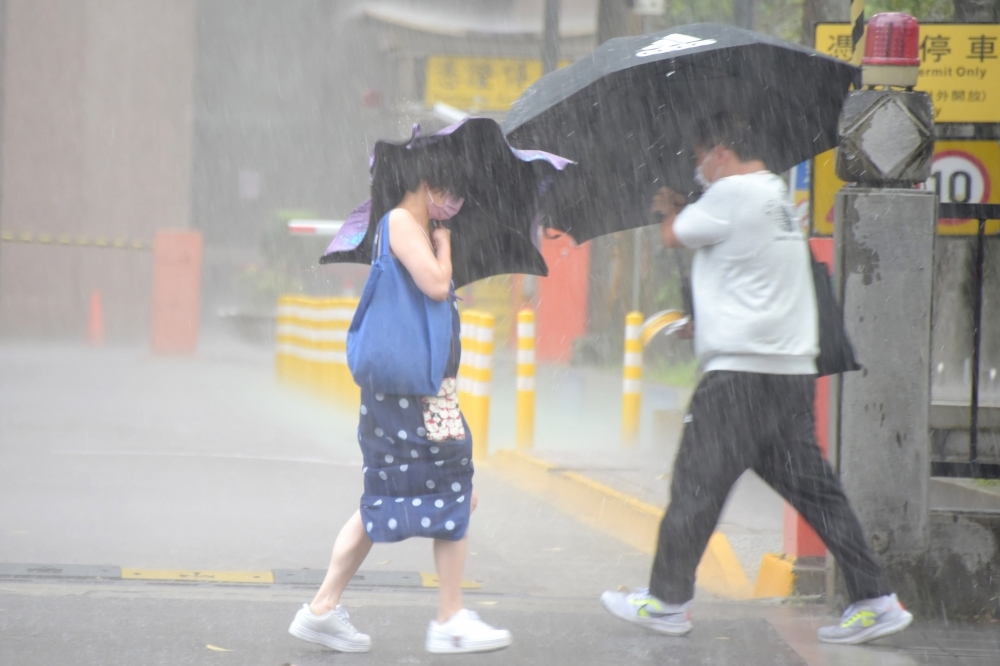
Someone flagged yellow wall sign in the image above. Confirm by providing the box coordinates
[812,141,1000,236]
[815,23,1000,123]
[425,56,568,112]
[811,23,999,236]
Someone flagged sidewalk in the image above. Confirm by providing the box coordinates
[485,355,785,587]
[522,447,786,588]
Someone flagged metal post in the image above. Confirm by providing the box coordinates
[542,0,560,74]
[733,0,755,29]
[849,0,865,65]
[934,203,1000,478]
[970,216,986,464]
[631,229,642,312]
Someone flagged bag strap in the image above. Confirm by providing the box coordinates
[372,213,392,264]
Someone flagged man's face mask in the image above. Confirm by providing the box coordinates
[427,191,465,221]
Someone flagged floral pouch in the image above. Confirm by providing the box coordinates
[421,377,466,442]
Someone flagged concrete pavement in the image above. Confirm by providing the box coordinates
[2,340,997,664]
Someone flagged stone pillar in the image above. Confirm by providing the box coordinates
[834,189,936,595]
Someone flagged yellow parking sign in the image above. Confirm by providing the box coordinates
[816,23,1000,123]
[812,141,1000,236]
[811,23,1000,236]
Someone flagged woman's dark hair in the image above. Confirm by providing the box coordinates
[369,141,471,228]
[693,111,766,163]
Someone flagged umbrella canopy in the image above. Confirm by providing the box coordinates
[503,23,860,243]
[321,117,572,288]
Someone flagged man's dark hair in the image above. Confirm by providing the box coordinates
[693,112,765,163]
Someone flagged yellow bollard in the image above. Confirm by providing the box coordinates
[272,295,359,412]
[331,297,359,409]
[622,311,643,448]
[458,310,479,432]
[472,313,494,460]
[516,308,536,451]
[457,310,494,460]
[275,295,294,381]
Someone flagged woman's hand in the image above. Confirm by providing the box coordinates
[389,210,453,301]
[431,224,451,251]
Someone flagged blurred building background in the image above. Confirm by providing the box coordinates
[0,0,995,365]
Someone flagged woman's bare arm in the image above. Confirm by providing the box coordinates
[388,209,452,301]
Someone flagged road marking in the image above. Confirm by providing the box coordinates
[419,572,483,589]
[483,450,753,600]
[2,565,450,590]
[120,569,274,584]
[0,563,120,579]
[52,450,359,466]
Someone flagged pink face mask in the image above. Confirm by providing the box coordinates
[427,191,464,221]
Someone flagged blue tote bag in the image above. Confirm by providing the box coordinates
[347,213,453,396]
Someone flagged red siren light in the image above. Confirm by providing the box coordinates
[863,13,921,67]
[861,13,921,87]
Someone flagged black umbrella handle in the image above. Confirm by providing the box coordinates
[673,248,694,318]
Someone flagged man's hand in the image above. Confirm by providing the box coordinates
[651,186,687,248]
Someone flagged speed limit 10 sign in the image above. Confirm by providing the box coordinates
[811,140,1000,236]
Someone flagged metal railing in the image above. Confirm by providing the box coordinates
[931,203,1000,479]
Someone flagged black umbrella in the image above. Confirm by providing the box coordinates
[503,23,860,243]
[320,117,572,289]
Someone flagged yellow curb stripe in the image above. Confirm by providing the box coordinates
[120,568,274,583]
[560,470,664,519]
[483,450,752,600]
[419,572,483,589]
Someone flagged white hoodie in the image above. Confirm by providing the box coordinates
[672,172,818,375]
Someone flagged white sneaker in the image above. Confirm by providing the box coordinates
[425,609,512,654]
[818,593,913,645]
[288,604,372,653]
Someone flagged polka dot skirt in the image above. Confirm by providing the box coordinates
[358,383,473,542]
[356,303,472,543]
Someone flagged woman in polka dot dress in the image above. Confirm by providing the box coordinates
[288,158,512,655]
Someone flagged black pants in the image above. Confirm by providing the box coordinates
[649,371,890,605]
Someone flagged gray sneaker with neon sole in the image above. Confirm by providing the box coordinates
[600,588,693,636]
[818,594,913,645]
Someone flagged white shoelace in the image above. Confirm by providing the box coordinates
[334,606,359,633]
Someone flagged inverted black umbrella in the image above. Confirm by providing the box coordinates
[503,24,860,243]
[320,117,572,289]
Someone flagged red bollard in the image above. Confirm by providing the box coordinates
[87,290,105,347]
[782,238,836,559]
[151,230,203,354]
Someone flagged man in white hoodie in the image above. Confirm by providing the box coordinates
[601,113,912,645]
